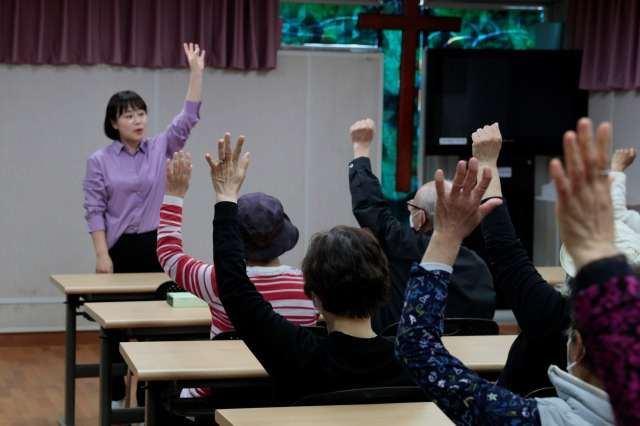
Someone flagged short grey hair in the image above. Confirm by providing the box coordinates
[416,180,452,223]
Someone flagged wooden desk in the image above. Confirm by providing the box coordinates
[120,335,515,425]
[216,402,454,426]
[121,340,270,425]
[121,340,267,381]
[50,272,168,426]
[84,300,211,426]
[442,335,516,372]
[537,266,567,285]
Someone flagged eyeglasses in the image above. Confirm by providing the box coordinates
[406,200,425,215]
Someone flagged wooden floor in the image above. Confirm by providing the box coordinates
[0,342,103,426]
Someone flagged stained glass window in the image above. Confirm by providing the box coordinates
[280,2,545,205]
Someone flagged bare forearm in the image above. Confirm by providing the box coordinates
[353,142,371,159]
[90,231,109,257]
[422,231,461,266]
[185,70,204,102]
[477,161,502,199]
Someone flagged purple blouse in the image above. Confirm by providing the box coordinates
[83,100,200,249]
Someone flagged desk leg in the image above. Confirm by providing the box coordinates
[146,381,164,426]
[98,327,113,426]
[60,294,79,426]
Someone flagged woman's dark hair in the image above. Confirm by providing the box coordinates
[103,91,147,141]
[301,225,389,318]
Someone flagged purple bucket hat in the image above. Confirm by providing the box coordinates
[237,192,299,260]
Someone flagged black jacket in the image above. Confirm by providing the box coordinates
[349,157,496,333]
[482,200,570,396]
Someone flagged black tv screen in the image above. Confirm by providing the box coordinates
[422,49,588,156]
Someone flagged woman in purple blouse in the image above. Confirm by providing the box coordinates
[82,43,205,407]
[83,43,205,275]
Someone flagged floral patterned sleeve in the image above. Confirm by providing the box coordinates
[571,255,640,426]
[395,263,540,426]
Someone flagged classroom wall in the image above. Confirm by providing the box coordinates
[0,50,384,333]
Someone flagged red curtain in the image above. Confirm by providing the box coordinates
[568,0,640,90]
[0,0,279,70]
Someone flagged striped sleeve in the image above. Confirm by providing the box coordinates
[157,197,220,303]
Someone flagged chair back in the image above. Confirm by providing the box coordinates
[382,318,499,337]
[155,280,185,300]
[212,330,243,340]
[443,318,499,336]
[292,386,428,406]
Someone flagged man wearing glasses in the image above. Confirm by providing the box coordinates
[348,119,496,334]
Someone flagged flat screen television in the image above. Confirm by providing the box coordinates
[422,48,588,157]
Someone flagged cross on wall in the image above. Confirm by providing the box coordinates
[358,1,461,192]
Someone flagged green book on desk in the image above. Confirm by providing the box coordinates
[167,292,208,307]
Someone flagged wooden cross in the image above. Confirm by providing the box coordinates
[358,1,461,192]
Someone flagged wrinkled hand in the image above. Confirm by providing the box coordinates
[423,159,502,265]
[350,118,375,158]
[550,118,618,271]
[611,148,636,172]
[165,150,192,199]
[205,133,250,203]
[472,123,501,165]
[433,158,502,240]
[183,42,205,73]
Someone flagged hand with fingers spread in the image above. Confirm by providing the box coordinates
[205,132,250,203]
[183,42,205,103]
[165,150,193,199]
[183,42,205,73]
[550,118,618,272]
[423,158,502,266]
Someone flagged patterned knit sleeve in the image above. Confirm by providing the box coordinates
[571,255,640,426]
[395,263,540,426]
[156,195,219,303]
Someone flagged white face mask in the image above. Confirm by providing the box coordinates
[566,334,586,375]
[409,211,421,230]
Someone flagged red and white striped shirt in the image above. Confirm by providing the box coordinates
[157,196,319,397]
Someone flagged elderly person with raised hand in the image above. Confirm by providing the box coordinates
[550,118,640,426]
[395,134,616,424]
[158,151,318,399]
[559,146,640,278]
[348,118,495,334]
[473,123,572,397]
[207,133,415,406]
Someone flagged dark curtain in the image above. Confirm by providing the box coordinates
[568,0,640,90]
[0,0,279,70]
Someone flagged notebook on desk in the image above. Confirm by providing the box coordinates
[167,292,208,308]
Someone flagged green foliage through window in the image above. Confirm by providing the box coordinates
[280,2,544,204]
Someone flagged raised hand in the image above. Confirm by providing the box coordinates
[472,123,501,165]
[183,42,205,73]
[205,133,250,203]
[611,148,636,172]
[550,118,618,272]
[471,122,503,199]
[423,159,502,266]
[350,118,375,158]
[165,150,193,199]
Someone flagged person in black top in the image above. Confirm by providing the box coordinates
[348,118,496,333]
[473,123,570,397]
[195,133,416,406]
